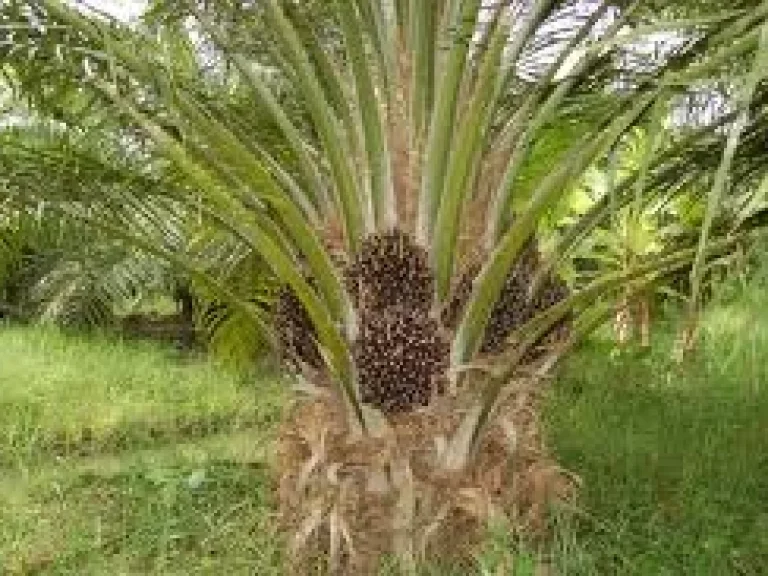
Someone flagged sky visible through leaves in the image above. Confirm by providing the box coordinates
[66,0,726,128]
[72,0,147,22]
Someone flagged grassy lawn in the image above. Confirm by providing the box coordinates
[545,298,768,575]
[1,300,767,574]
[0,326,284,470]
[0,326,286,575]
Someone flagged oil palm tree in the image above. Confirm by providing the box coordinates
[0,115,279,359]
[4,0,768,571]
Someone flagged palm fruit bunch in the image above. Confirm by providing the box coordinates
[481,240,541,354]
[347,229,448,414]
[345,228,434,313]
[526,274,571,358]
[274,287,324,371]
[442,240,538,335]
[443,239,571,357]
[355,306,449,413]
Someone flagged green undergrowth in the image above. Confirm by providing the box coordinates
[543,289,768,574]
[0,325,284,469]
[2,457,281,575]
[0,324,286,575]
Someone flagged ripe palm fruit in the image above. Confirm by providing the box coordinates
[525,274,571,358]
[481,245,539,354]
[482,265,571,355]
[354,305,449,413]
[442,241,539,348]
[345,228,433,313]
[442,240,570,358]
[274,287,324,370]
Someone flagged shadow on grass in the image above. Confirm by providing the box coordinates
[0,408,282,468]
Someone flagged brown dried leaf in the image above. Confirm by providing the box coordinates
[291,502,325,554]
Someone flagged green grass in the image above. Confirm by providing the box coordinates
[2,458,282,575]
[0,325,284,469]
[2,283,768,574]
[543,296,768,574]
[0,324,286,575]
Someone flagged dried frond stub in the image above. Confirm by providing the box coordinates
[441,262,480,331]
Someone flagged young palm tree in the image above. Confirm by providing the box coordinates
[4,0,768,571]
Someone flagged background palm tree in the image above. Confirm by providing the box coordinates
[3,0,768,571]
